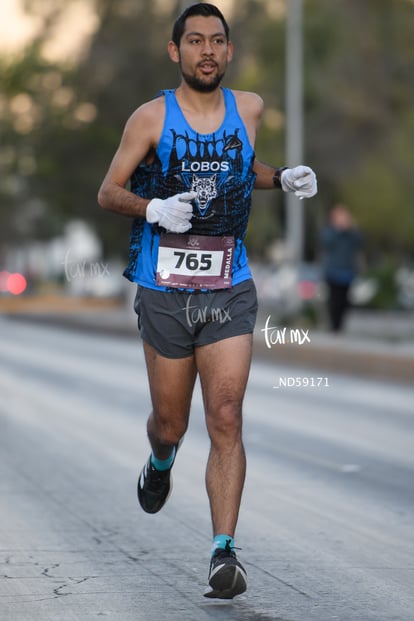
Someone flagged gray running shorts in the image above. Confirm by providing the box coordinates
[133,279,258,359]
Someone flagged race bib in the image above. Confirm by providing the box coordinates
[156,234,234,290]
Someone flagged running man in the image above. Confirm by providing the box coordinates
[98,2,317,599]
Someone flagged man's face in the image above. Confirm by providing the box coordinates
[169,16,233,93]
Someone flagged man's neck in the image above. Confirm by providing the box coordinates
[175,82,224,115]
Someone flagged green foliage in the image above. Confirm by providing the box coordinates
[364,260,400,310]
[340,106,414,254]
[305,1,414,225]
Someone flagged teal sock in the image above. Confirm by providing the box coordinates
[211,534,234,556]
[150,447,176,471]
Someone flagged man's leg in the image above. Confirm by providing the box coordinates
[196,334,252,598]
[329,282,349,332]
[137,342,197,513]
[196,333,252,536]
[337,283,351,332]
[144,342,197,455]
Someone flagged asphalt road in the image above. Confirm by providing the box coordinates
[0,316,413,621]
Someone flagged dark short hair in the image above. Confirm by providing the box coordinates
[172,3,230,47]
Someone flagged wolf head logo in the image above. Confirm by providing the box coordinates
[191,174,217,212]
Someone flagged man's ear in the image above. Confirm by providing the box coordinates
[168,41,180,64]
[227,40,234,64]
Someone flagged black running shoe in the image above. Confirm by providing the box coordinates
[137,450,176,514]
[204,540,247,599]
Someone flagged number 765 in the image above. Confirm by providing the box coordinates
[174,252,212,271]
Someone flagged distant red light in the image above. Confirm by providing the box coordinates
[0,271,9,292]
[298,280,317,300]
[7,273,27,295]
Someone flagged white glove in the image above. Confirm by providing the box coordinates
[281,166,317,199]
[146,191,196,233]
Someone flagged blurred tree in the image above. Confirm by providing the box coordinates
[305,0,414,256]
[1,0,414,264]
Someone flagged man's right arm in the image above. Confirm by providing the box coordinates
[97,99,196,233]
[97,101,161,218]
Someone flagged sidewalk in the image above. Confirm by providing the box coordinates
[254,307,414,384]
[2,294,414,384]
[254,327,414,384]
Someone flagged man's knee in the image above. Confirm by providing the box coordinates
[148,411,188,446]
[206,401,243,440]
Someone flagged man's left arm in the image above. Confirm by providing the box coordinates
[234,92,317,198]
[253,159,318,199]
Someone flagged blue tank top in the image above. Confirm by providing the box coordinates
[123,88,256,291]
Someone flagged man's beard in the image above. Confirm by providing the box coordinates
[181,67,225,93]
